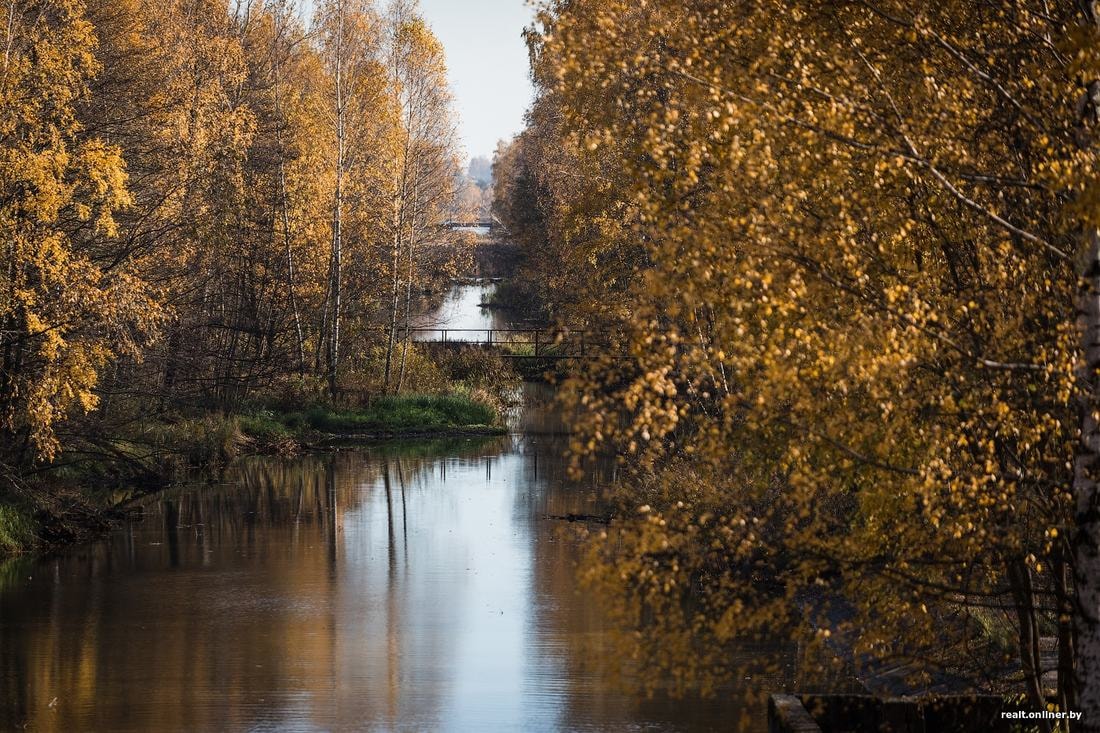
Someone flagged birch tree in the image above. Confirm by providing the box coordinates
[314,0,388,399]
[382,0,456,393]
[510,0,1100,725]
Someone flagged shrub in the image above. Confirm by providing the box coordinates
[0,502,36,554]
[342,345,450,399]
[145,415,246,468]
[268,374,329,411]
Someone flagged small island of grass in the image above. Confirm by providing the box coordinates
[240,393,506,443]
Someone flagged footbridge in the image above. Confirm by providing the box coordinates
[396,327,622,360]
[441,218,506,232]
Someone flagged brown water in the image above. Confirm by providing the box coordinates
[0,287,790,732]
[0,432,784,732]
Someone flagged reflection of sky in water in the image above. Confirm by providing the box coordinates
[0,436,766,732]
[411,282,525,340]
[338,449,553,731]
[0,281,793,732]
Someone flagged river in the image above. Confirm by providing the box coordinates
[410,280,528,341]
[0,283,783,732]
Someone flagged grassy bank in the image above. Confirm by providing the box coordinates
[0,391,507,557]
[240,393,505,443]
[1,344,523,557]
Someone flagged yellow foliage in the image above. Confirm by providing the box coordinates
[0,0,156,460]
[512,0,1093,711]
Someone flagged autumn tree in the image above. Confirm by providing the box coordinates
[509,0,1100,726]
[312,0,381,398]
[382,0,457,393]
[492,80,641,329]
[0,0,154,462]
[0,0,482,509]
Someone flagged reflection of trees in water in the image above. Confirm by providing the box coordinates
[518,448,858,731]
[331,449,448,728]
[0,434,817,732]
[510,435,779,730]
[534,536,850,732]
[0,456,346,731]
[328,438,541,727]
[559,492,867,731]
[409,282,526,335]
[0,445,500,732]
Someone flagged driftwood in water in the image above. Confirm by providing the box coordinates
[547,512,612,525]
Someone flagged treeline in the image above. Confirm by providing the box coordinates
[497,0,1100,723]
[1,0,467,468]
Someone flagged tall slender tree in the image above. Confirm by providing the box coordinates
[315,0,388,399]
[382,0,456,394]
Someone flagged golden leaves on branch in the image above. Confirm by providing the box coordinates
[513,0,1090,702]
[1,0,155,460]
[1,0,465,460]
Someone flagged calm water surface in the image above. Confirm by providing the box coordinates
[0,284,789,732]
[410,281,525,341]
[0,433,776,732]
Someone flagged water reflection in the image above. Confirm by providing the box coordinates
[0,437,785,732]
[411,281,524,340]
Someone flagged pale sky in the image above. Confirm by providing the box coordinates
[419,0,535,162]
[302,0,536,163]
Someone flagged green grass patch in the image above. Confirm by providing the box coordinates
[238,412,293,440]
[0,501,36,555]
[295,394,496,433]
[245,393,501,439]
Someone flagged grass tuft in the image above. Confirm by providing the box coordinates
[277,393,498,435]
[0,502,36,554]
[238,412,293,440]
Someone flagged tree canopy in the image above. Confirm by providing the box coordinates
[495,0,1100,725]
[0,0,463,466]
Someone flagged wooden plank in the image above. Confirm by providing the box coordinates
[769,695,822,733]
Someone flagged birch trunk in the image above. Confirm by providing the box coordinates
[384,208,401,392]
[327,15,345,401]
[396,146,420,394]
[272,47,306,377]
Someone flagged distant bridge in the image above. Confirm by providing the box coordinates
[396,327,623,360]
[441,218,505,232]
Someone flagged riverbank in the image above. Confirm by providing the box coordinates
[240,394,506,446]
[0,392,509,557]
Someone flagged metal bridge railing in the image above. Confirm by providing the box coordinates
[389,327,613,359]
